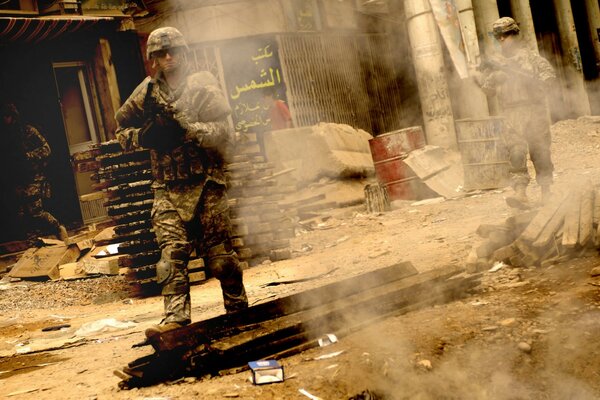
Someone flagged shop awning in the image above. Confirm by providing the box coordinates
[0,16,116,44]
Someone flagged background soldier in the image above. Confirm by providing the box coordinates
[0,101,68,243]
[478,17,556,208]
[115,27,248,337]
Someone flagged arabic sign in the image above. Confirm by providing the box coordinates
[428,0,469,79]
[221,37,288,134]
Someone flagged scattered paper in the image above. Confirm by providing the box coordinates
[95,243,120,257]
[314,350,345,360]
[489,262,506,273]
[74,318,136,337]
[318,333,338,347]
[299,389,323,400]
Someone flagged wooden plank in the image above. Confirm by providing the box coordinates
[58,262,88,280]
[514,239,540,266]
[209,272,478,367]
[81,256,120,275]
[492,243,518,263]
[151,262,420,352]
[117,265,478,389]
[519,193,567,243]
[259,167,296,181]
[189,271,207,283]
[226,161,252,171]
[188,258,205,271]
[578,189,594,247]
[532,193,571,248]
[505,210,538,232]
[562,191,581,248]
[270,248,291,261]
[93,38,120,139]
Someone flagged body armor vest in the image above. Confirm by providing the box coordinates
[150,141,207,184]
[150,141,226,185]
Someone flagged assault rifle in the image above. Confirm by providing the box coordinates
[138,80,185,150]
[478,58,535,80]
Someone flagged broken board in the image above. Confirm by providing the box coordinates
[9,244,80,280]
[404,146,464,199]
[116,262,480,389]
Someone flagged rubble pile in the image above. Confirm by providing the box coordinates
[470,185,600,270]
[0,275,129,313]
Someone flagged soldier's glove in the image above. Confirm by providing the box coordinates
[138,113,186,151]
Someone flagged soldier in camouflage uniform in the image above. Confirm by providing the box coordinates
[0,102,67,242]
[114,27,248,337]
[479,17,556,208]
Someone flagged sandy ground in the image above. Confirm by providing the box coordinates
[0,117,599,399]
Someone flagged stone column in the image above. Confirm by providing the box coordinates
[510,0,538,52]
[404,0,457,149]
[455,0,489,118]
[553,0,592,116]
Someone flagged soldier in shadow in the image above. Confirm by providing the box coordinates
[0,101,68,243]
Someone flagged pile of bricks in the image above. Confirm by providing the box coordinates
[226,132,295,265]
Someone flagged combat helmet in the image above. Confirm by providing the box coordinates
[146,27,189,60]
[492,17,520,37]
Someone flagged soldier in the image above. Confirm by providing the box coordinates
[0,101,68,242]
[478,17,556,208]
[115,27,248,337]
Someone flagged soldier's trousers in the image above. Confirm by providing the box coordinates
[16,182,61,240]
[503,104,554,188]
[152,181,248,324]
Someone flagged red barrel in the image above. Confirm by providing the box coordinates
[368,126,431,201]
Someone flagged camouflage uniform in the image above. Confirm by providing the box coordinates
[115,29,247,325]
[480,35,556,189]
[0,104,63,241]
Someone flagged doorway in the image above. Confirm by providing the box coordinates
[52,62,106,224]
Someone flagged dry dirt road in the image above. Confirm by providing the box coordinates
[0,117,600,399]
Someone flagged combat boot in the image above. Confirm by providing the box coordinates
[541,185,552,205]
[58,225,69,242]
[505,184,530,210]
[145,320,190,339]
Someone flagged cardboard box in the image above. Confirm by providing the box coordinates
[9,244,80,280]
[248,360,284,385]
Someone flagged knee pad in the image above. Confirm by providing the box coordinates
[509,144,528,171]
[156,246,189,285]
[155,258,175,285]
[156,257,189,295]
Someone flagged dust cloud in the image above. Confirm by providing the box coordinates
[321,292,600,400]
[133,4,600,398]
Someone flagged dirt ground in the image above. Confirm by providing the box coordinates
[1,117,600,400]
